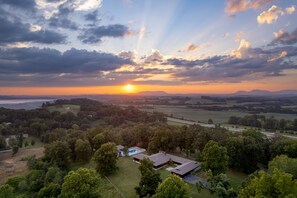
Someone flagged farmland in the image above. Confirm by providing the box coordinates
[47,104,80,115]
[141,105,297,124]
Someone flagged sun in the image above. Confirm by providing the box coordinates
[123,84,135,93]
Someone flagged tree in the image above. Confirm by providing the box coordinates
[37,183,61,198]
[93,142,118,176]
[0,184,14,198]
[202,140,229,175]
[155,174,190,198]
[239,169,297,198]
[206,171,236,198]
[135,158,161,197]
[208,119,214,124]
[0,135,6,150]
[269,155,297,179]
[92,133,106,151]
[60,168,102,198]
[44,141,71,169]
[75,139,92,162]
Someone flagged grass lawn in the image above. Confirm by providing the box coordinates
[107,157,141,198]
[47,104,80,115]
[23,136,43,148]
[226,169,248,192]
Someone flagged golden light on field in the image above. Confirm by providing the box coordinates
[123,84,135,93]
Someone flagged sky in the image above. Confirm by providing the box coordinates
[0,0,297,95]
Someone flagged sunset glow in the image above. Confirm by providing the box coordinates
[0,0,296,94]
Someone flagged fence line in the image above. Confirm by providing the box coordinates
[104,175,126,198]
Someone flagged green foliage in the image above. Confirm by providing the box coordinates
[26,169,45,192]
[269,155,297,179]
[60,168,102,198]
[31,139,35,146]
[6,176,26,190]
[24,141,29,147]
[44,141,71,169]
[0,184,14,198]
[202,140,229,175]
[226,130,268,173]
[44,167,65,185]
[37,183,61,198]
[135,158,161,197]
[92,133,106,151]
[239,169,297,198]
[155,174,190,198]
[74,139,92,162]
[0,135,6,150]
[206,171,237,198]
[93,142,118,176]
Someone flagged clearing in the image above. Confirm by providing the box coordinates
[0,147,44,185]
[47,104,80,115]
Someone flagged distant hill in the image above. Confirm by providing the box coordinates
[232,90,297,97]
[136,91,169,96]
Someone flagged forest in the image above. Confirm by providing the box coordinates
[0,99,297,197]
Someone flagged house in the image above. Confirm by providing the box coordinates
[116,145,125,157]
[133,151,200,177]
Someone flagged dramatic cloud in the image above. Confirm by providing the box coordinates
[225,0,272,14]
[0,47,135,74]
[78,24,132,44]
[143,51,164,64]
[271,28,297,45]
[0,13,66,45]
[169,42,297,82]
[257,5,283,24]
[257,5,295,24]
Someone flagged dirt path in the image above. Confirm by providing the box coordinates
[0,147,44,185]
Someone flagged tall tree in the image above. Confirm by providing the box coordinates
[75,139,92,162]
[135,158,161,197]
[239,169,297,198]
[44,141,71,169]
[60,168,102,198]
[155,174,190,198]
[202,140,229,175]
[93,142,118,176]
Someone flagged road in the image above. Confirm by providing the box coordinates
[167,117,297,139]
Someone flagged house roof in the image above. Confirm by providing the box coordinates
[116,145,124,151]
[133,151,199,174]
[170,161,200,176]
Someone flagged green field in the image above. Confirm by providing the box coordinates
[47,104,80,115]
[142,105,297,124]
[107,157,215,198]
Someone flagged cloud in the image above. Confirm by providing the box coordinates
[143,50,164,64]
[78,24,132,43]
[0,13,66,45]
[286,5,295,14]
[267,51,287,62]
[0,0,36,11]
[0,47,135,74]
[232,39,251,58]
[225,0,272,14]
[72,0,103,11]
[169,42,297,83]
[257,5,283,24]
[270,28,297,45]
[179,44,199,52]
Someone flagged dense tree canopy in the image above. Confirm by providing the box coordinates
[239,169,297,198]
[135,158,161,197]
[202,140,229,175]
[44,141,71,169]
[60,168,102,198]
[93,142,118,176]
[155,174,190,198]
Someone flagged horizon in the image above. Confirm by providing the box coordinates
[0,0,297,94]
